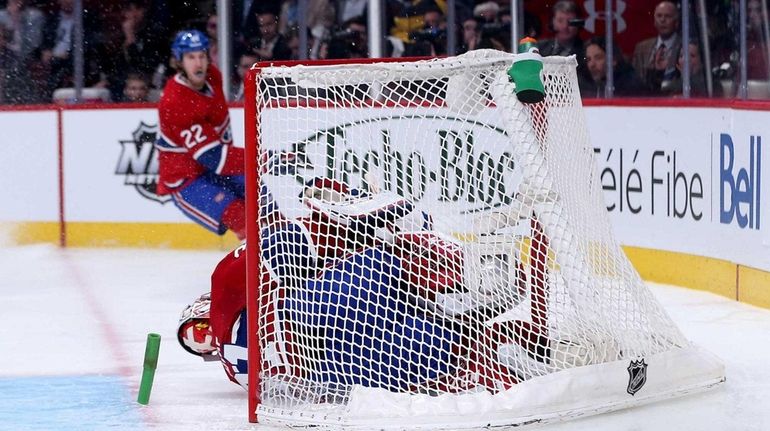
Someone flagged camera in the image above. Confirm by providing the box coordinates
[328,28,362,41]
[481,23,507,39]
[409,27,446,42]
[326,28,367,58]
[407,27,448,56]
[568,18,585,28]
[713,62,734,79]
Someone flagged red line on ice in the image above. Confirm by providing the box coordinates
[61,251,157,423]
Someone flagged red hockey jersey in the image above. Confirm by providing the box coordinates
[209,243,248,356]
[208,216,344,387]
[155,65,243,195]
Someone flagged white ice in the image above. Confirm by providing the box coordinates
[0,244,768,430]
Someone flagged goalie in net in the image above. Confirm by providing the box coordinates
[179,177,557,397]
[185,50,723,427]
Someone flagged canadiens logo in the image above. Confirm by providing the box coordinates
[116,122,171,204]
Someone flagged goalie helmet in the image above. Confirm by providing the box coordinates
[177,292,217,358]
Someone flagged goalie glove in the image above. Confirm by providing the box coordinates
[394,232,464,301]
[395,228,528,320]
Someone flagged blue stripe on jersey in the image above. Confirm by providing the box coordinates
[155,136,176,149]
[0,375,143,430]
[195,144,224,172]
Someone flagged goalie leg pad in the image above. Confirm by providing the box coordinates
[283,247,461,391]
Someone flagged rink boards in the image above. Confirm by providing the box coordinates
[0,102,768,308]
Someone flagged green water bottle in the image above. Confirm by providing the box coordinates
[508,37,545,104]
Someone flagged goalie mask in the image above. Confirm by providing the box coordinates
[177,292,218,359]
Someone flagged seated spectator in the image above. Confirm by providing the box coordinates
[631,1,682,96]
[278,0,335,37]
[423,7,445,31]
[747,0,769,80]
[663,41,723,97]
[580,37,646,98]
[388,0,447,44]
[474,1,499,24]
[252,11,291,61]
[537,1,588,80]
[0,24,19,103]
[106,0,166,101]
[522,10,543,40]
[407,6,448,56]
[283,28,297,60]
[326,16,368,59]
[339,0,368,25]
[121,72,150,102]
[206,13,220,68]
[233,52,258,101]
[538,1,584,57]
[458,17,495,54]
[473,2,509,52]
[41,0,106,100]
[0,0,45,60]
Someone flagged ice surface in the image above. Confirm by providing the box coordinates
[0,244,767,430]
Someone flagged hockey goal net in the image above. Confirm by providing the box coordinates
[243,50,724,429]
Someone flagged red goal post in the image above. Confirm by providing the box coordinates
[243,51,724,429]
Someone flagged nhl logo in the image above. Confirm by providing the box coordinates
[626,359,648,396]
[116,122,170,204]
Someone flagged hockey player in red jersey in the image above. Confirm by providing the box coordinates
[155,30,246,239]
[177,179,550,397]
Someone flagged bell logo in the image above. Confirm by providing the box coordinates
[719,133,761,229]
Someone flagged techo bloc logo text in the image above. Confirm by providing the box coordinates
[719,133,761,229]
[266,115,518,213]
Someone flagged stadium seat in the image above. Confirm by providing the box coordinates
[52,87,112,104]
[747,80,770,100]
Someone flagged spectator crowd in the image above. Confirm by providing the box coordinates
[0,0,768,104]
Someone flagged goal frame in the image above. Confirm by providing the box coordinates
[242,54,725,427]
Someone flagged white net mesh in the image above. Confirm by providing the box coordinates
[249,50,720,429]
